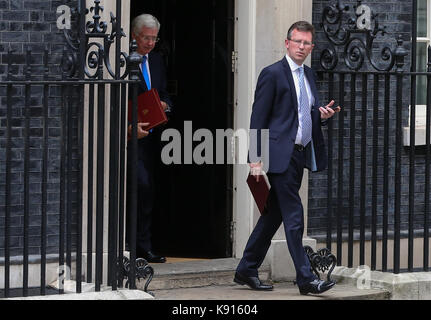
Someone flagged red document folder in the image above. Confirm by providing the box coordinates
[247,172,271,215]
[128,88,168,131]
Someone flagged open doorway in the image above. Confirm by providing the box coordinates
[130,0,235,258]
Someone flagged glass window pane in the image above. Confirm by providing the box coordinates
[416,42,428,105]
[418,0,428,37]
[417,42,428,72]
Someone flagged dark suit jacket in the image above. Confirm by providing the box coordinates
[131,51,173,162]
[137,51,173,113]
[126,51,173,237]
[249,57,327,174]
[127,50,173,203]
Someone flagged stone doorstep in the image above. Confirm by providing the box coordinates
[331,266,431,300]
[1,280,154,300]
[4,289,154,300]
[138,258,270,291]
[47,279,155,300]
[2,260,397,300]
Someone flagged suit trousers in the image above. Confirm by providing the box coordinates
[126,135,156,252]
[236,147,316,286]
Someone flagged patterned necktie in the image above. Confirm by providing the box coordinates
[298,66,312,146]
[141,55,151,90]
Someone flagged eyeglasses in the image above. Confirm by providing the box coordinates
[288,38,313,47]
[139,35,160,43]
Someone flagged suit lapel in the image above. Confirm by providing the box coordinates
[148,51,160,91]
[281,58,298,115]
[304,66,319,107]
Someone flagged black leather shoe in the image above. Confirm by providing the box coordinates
[233,272,273,291]
[138,250,166,263]
[298,279,335,295]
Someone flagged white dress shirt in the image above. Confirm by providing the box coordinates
[285,54,315,146]
[139,53,152,88]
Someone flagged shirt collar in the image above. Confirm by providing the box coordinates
[139,53,149,62]
[285,54,303,73]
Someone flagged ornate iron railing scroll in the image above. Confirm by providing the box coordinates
[61,0,131,79]
[320,0,408,71]
[304,246,337,282]
[117,257,155,295]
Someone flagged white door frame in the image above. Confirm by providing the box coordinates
[233,0,257,258]
[232,0,314,261]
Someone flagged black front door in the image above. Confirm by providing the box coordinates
[130,0,234,258]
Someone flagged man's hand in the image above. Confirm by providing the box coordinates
[128,122,150,139]
[249,162,263,182]
[161,101,168,111]
[319,100,341,120]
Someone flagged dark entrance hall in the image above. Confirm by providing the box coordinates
[130,0,235,258]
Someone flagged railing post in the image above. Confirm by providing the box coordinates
[359,73,367,267]
[95,46,106,292]
[371,73,379,271]
[337,73,344,265]
[126,40,142,289]
[382,72,390,272]
[4,47,13,298]
[326,73,334,252]
[107,0,123,292]
[59,47,68,295]
[40,46,49,296]
[23,46,32,297]
[393,36,408,274]
[348,72,356,269]
[75,0,87,294]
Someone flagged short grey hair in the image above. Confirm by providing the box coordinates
[131,14,160,35]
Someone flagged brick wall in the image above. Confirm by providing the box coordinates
[0,0,78,257]
[309,0,416,239]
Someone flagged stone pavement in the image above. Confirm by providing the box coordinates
[1,280,389,301]
[4,257,431,301]
[151,280,390,300]
[141,257,390,300]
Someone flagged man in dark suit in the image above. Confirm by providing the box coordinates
[234,21,340,295]
[126,13,173,263]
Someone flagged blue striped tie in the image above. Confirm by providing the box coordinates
[141,55,151,90]
[298,67,312,146]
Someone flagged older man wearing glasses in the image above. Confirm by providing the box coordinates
[126,13,173,263]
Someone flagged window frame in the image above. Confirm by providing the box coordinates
[404,0,430,146]
[416,0,431,126]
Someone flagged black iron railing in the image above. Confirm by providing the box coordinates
[317,0,430,274]
[0,0,151,298]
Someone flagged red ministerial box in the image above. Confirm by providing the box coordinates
[246,172,271,215]
[128,88,168,131]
